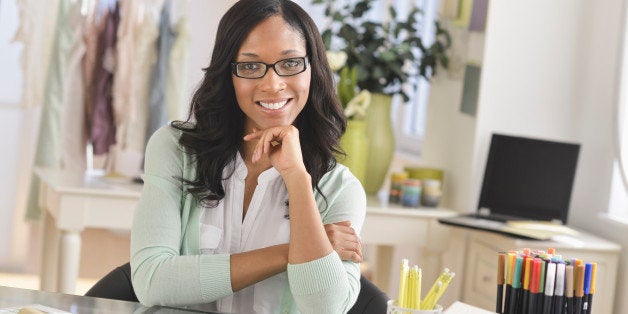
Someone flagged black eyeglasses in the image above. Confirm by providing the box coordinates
[231,57,309,79]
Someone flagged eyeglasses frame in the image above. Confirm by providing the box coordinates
[231,56,309,79]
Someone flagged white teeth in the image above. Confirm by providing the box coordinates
[259,100,288,110]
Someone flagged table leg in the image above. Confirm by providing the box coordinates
[40,210,59,292]
[373,245,394,293]
[57,230,82,294]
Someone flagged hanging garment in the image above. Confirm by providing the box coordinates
[82,0,106,136]
[123,0,162,154]
[105,0,141,175]
[61,3,89,175]
[90,2,120,155]
[166,14,190,121]
[145,0,175,145]
[25,0,84,220]
[111,0,138,149]
[12,0,60,108]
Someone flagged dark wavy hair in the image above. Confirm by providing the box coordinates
[172,0,346,206]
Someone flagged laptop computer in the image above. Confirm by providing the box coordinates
[439,133,580,239]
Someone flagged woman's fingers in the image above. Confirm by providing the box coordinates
[325,222,363,263]
[243,126,304,173]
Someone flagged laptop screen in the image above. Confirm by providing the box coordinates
[478,133,580,224]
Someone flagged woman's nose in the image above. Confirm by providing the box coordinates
[258,68,286,92]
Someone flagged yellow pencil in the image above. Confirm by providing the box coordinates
[421,271,455,310]
[407,268,415,309]
[398,259,409,308]
[429,272,455,309]
[411,265,422,309]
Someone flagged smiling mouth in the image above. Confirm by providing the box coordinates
[258,99,289,110]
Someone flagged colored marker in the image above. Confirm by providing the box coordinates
[582,263,592,314]
[537,259,547,312]
[497,253,506,313]
[508,256,523,314]
[586,263,597,314]
[574,264,585,314]
[553,263,565,314]
[504,253,515,313]
[542,262,556,314]
[528,258,541,314]
[565,265,574,314]
[522,257,532,314]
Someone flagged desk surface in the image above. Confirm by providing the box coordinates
[35,167,455,217]
[34,168,143,198]
[35,167,456,295]
[0,286,222,314]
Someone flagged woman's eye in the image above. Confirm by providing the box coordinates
[281,59,301,69]
[242,63,262,71]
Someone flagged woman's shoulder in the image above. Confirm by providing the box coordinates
[145,125,186,156]
[147,124,187,146]
[318,163,364,193]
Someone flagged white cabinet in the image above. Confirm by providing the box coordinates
[454,229,620,314]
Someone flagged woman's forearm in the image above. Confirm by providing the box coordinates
[229,244,289,292]
[282,169,334,264]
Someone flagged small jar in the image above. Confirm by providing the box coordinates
[401,179,422,208]
[389,172,408,204]
[421,179,442,207]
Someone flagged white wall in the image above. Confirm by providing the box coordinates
[0,0,29,267]
[423,0,628,312]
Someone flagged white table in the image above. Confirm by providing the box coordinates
[35,168,142,294]
[362,195,456,294]
[35,168,456,295]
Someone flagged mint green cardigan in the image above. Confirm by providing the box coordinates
[130,126,366,313]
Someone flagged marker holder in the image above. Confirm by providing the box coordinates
[386,300,443,314]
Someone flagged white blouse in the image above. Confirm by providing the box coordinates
[200,153,292,313]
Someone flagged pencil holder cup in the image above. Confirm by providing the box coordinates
[386,300,443,314]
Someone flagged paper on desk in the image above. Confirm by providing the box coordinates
[0,304,71,314]
[506,220,580,237]
[444,301,493,314]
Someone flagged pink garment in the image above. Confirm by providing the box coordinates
[90,3,120,155]
[82,6,106,136]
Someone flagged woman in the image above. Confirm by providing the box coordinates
[130,0,366,313]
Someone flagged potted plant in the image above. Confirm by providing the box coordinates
[327,50,371,185]
[314,0,451,193]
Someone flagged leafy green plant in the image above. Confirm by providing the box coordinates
[313,0,451,102]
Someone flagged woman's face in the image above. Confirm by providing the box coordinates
[233,15,311,133]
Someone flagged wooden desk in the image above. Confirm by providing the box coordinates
[35,168,455,296]
[0,286,220,313]
[445,228,621,314]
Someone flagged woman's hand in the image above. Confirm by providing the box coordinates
[243,125,306,177]
[325,221,363,263]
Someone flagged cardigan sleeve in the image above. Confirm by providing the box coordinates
[287,166,366,313]
[130,126,233,306]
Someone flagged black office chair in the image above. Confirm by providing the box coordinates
[85,262,138,302]
[86,262,388,313]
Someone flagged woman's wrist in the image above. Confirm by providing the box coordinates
[280,167,311,186]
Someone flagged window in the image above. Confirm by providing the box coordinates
[608,5,628,222]
[297,0,440,157]
[391,0,439,156]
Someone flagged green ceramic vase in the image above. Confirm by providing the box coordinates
[364,93,395,194]
[339,119,369,185]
